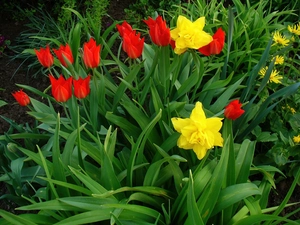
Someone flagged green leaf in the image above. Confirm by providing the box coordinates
[38,177,92,196]
[0,100,7,107]
[233,214,300,225]
[59,197,118,210]
[185,170,204,225]
[16,198,78,211]
[52,113,69,197]
[127,109,162,186]
[0,209,38,225]
[211,183,261,216]
[210,76,244,113]
[69,167,109,195]
[197,139,230,223]
[235,139,256,184]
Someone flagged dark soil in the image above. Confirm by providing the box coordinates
[0,0,300,221]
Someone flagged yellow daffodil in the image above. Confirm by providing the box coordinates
[288,22,300,35]
[293,134,300,143]
[273,31,290,47]
[272,55,284,65]
[171,102,223,160]
[259,66,283,84]
[170,15,213,54]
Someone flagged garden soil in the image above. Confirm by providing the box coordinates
[0,0,300,221]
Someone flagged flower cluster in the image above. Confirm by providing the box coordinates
[116,21,145,59]
[49,75,91,102]
[12,38,99,105]
[34,37,100,69]
[287,22,300,36]
[272,21,300,47]
[259,66,283,84]
[117,15,225,57]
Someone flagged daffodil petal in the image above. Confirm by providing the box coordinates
[171,118,192,133]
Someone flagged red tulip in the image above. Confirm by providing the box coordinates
[170,39,176,50]
[53,44,74,67]
[83,38,101,69]
[224,99,245,120]
[12,89,30,106]
[198,28,225,56]
[73,75,91,99]
[122,31,144,59]
[49,75,73,102]
[116,21,133,37]
[34,45,54,68]
[144,15,171,46]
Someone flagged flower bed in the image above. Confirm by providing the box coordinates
[0,0,300,223]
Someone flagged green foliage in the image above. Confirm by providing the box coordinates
[8,0,110,78]
[1,0,300,223]
[56,0,77,28]
[0,35,11,57]
[125,0,182,24]
[84,0,110,28]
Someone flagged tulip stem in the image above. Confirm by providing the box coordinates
[62,103,71,123]
[76,105,85,170]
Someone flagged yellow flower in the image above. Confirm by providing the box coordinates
[259,66,283,84]
[171,102,223,160]
[290,107,296,114]
[272,55,284,65]
[287,22,300,35]
[286,105,296,114]
[170,15,213,54]
[273,31,290,47]
[293,134,300,143]
[290,36,295,42]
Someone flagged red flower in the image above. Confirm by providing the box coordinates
[144,15,171,46]
[224,100,245,120]
[12,89,30,106]
[49,75,73,102]
[116,21,133,37]
[83,38,101,69]
[53,44,74,67]
[198,28,225,56]
[73,75,91,99]
[34,45,54,68]
[170,39,176,50]
[122,31,144,59]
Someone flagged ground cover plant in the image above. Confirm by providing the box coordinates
[0,0,300,224]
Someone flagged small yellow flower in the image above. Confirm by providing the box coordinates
[290,36,295,42]
[293,134,300,143]
[290,107,296,114]
[272,55,284,65]
[287,22,300,35]
[259,66,283,84]
[170,15,213,54]
[171,102,223,160]
[286,105,296,114]
[273,31,290,47]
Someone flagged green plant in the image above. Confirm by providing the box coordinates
[0,35,10,57]
[1,1,300,224]
[125,0,182,26]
